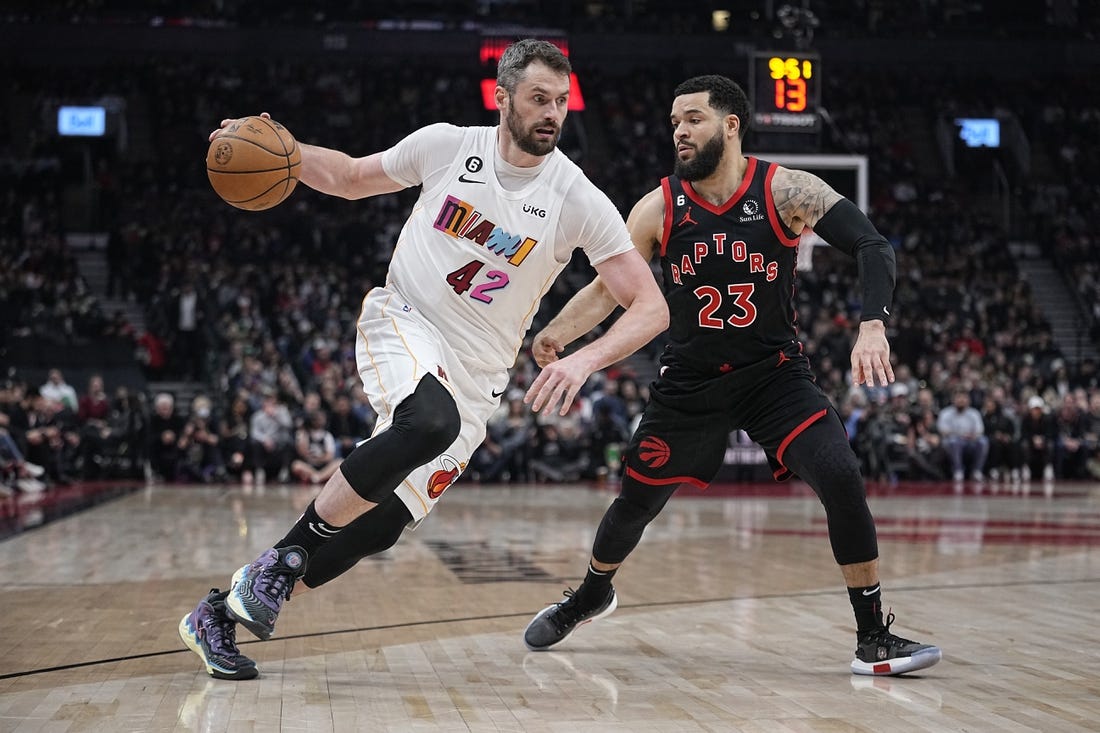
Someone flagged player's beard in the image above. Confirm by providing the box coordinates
[674,129,725,181]
[506,105,559,157]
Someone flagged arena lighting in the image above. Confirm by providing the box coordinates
[479,36,585,111]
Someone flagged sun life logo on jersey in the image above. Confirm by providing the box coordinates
[433,195,540,266]
[739,199,764,223]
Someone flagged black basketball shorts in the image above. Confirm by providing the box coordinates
[623,352,839,488]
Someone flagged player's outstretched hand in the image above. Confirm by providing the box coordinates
[208,111,272,142]
[524,352,595,417]
[850,319,894,387]
[531,332,564,368]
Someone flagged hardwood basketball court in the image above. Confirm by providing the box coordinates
[2,477,1098,731]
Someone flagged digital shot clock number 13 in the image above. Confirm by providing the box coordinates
[750,52,821,133]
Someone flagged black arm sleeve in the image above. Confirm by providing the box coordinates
[811,198,896,322]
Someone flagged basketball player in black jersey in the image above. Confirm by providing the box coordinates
[522,75,941,676]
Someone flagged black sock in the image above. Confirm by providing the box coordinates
[578,563,617,603]
[275,500,345,557]
[848,584,884,634]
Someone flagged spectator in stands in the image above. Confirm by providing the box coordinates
[851,394,894,483]
[148,392,184,482]
[617,377,647,435]
[590,376,630,438]
[39,369,78,412]
[584,397,631,481]
[177,395,225,483]
[172,280,206,381]
[0,383,47,493]
[881,383,914,481]
[249,391,293,484]
[470,396,533,483]
[302,339,336,382]
[905,401,948,480]
[289,411,341,485]
[78,374,111,424]
[105,226,127,299]
[529,420,587,483]
[327,393,369,459]
[0,435,45,494]
[840,389,868,445]
[950,322,986,356]
[78,374,112,479]
[293,391,324,431]
[1085,391,1100,479]
[22,392,81,485]
[105,385,147,479]
[1053,393,1089,479]
[1020,395,1056,482]
[220,393,255,485]
[135,328,167,380]
[937,389,989,481]
[980,391,1022,482]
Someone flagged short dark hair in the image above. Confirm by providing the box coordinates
[497,39,571,93]
[673,75,751,139]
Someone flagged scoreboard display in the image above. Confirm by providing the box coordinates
[750,52,821,133]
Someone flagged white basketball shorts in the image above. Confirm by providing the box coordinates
[354,286,509,526]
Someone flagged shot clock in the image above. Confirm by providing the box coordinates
[750,52,821,133]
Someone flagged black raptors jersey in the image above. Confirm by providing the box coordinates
[659,157,801,372]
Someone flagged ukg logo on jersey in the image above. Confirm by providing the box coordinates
[433,195,540,266]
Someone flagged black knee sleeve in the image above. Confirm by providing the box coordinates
[301,493,414,588]
[592,477,678,565]
[781,418,878,565]
[340,375,461,503]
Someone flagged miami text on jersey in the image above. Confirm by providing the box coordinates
[669,232,779,285]
[433,194,540,266]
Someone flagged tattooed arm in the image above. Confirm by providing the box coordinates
[770,165,897,388]
[770,166,843,233]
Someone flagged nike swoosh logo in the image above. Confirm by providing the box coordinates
[862,585,880,596]
[883,307,890,316]
[491,389,505,398]
[309,522,339,537]
[459,174,485,184]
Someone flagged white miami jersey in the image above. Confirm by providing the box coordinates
[381,124,632,372]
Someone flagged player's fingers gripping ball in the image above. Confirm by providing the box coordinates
[207,116,301,211]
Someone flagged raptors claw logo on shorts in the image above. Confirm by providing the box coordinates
[638,436,671,469]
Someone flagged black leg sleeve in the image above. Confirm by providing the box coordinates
[591,473,680,566]
[339,374,461,503]
[301,493,414,589]
[779,415,879,565]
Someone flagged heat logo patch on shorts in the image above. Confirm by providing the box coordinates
[426,456,464,499]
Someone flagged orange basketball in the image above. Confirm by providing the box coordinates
[206,116,301,211]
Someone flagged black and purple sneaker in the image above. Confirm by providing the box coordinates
[226,546,307,640]
[178,588,258,680]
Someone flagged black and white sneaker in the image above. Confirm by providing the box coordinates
[524,587,617,651]
[851,612,941,676]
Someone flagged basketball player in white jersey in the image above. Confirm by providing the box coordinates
[179,39,668,680]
